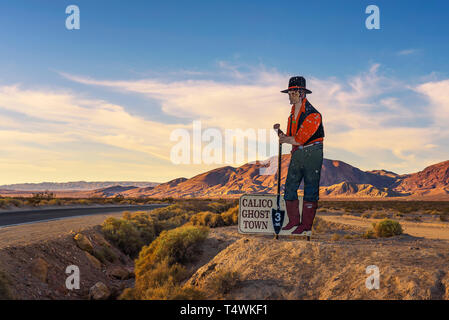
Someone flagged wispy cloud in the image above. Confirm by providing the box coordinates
[1,63,448,184]
[61,62,449,174]
[397,49,419,56]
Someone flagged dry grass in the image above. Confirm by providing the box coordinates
[371,211,388,219]
[312,217,333,233]
[0,195,175,209]
[210,270,241,297]
[331,233,341,241]
[189,204,239,228]
[126,225,209,300]
[101,200,235,258]
[371,219,403,238]
[318,200,449,216]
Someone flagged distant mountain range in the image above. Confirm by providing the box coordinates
[0,181,159,191]
[1,158,448,200]
[119,156,448,200]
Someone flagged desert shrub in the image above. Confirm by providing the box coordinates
[221,205,239,225]
[397,206,414,214]
[206,201,234,213]
[371,211,388,219]
[185,199,237,213]
[101,200,235,259]
[361,212,371,219]
[372,219,403,238]
[122,260,196,300]
[101,203,211,257]
[4,198,22,207]
[312,217,330,233]
[343,234,354,239]
[136,225,209,267]
[148,205,194,226]
[190,211,224,228]
[331,233,341,241]
[93,245,118,263]
[130,226,209,300]
[0,270,14,300]
[317,207,328,213]
[119,288,137,300]
[145,284,205,300]
[47,199,62,206]
[122,211,159,243]
[362,229,376,239]
[29,191,55,205]
[101,218,144,257]
[440,214,448,222]
[210,270,241,296]
[405,216,422,222]
[317,201,449,217]
[209,214,224,227]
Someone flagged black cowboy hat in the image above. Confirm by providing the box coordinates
[281,76,312,94]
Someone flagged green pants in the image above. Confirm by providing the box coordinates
[284,143,323,202]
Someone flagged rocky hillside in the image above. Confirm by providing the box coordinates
[2,159,448,200]
[0,226,134,300]
[392,160,449,196]
[119,158,449,199]
[319,182,406,198]
[91,186,139,197]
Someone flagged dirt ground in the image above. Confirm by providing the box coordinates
[1,210,449,300]
[0,212,133,299]
[186,214,449,300]
[320,213,449,241]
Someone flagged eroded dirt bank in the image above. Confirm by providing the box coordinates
[186,222,449,300]
[1,212,449,300]
[0,213,133,299]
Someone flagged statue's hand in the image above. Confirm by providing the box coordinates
[279,134,289,144]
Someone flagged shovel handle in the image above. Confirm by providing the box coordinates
[275,128,285,137]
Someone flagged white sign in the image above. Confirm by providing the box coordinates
[238,194,304,235]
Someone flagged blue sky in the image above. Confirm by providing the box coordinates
[0,0,448,184]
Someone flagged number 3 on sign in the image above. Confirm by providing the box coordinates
[274,212,281,226]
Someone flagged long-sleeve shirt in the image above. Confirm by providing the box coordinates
[287,98,323,146]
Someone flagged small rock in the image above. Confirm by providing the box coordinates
[74,233,94,254]
[84,251,102,269]
[89,282,110,300]
[107,266,132,280]
[30,257,49,283]
[92,233,111,247]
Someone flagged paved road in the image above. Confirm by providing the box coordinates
[0,204,169,227]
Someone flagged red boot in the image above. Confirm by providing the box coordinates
[282,199,300,230]
[292,201,318,235]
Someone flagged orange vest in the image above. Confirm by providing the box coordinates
[287,98,324,146]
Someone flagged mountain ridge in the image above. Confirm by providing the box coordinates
[1,159,448,200]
